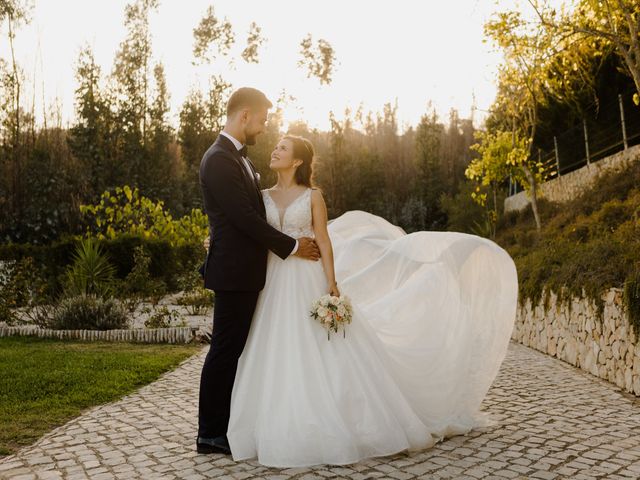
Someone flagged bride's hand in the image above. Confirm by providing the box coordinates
[329,282,340,297]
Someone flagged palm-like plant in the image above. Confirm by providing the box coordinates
[65,238,116,297]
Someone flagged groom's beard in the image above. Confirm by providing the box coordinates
[244,133,258,145]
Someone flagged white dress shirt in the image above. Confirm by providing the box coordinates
[219,131,299,256]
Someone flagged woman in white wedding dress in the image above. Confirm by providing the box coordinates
[226,135,518,468]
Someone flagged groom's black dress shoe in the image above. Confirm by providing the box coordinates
[196,435,231,455]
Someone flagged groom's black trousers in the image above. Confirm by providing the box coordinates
[198,290,260,439]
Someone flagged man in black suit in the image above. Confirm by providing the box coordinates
[197,87,320,455]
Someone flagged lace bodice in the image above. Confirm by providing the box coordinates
[263,188,314,238]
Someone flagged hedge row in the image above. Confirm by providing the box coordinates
[0,234,205,297]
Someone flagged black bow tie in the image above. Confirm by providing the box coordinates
[238,145,248,157]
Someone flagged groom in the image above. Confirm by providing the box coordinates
[197,87,320,455]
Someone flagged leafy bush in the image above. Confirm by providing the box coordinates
[80,186,208,247]
[0,235,204,298]
[177,288,214,315]
[496,157,640,319]
[50,295,128,330]
[0,283,16,325]
[624,265,640,340]
[143,305,185,329]
[64,238,116,297]
[441,180,493,235]
[0,257,50,326]
[116,245,166,311]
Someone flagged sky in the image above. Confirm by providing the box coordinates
[5,0,562,132]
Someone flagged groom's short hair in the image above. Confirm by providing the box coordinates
[227,87,273,116]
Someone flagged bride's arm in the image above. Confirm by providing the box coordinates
[310,189,340,296]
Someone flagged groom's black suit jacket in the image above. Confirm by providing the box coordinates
[199,134,296,292]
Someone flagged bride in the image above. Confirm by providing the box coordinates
[225,135,518,468]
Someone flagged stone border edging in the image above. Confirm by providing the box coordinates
[0,325,198,344]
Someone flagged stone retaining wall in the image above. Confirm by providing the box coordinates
[511,287,640,396]
[505,143,640,212]
[0,325,198,344]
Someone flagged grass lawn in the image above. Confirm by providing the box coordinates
[0,336,200,458]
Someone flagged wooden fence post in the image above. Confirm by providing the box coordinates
[619,94,628,150]
[554,136,561,177]
[583,119,590,165]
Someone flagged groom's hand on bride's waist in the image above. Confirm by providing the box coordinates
[294,237,320,261]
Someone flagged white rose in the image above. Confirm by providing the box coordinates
[337,305,346,316]
[320,296,330,307]
[329,296,339,306]
[317,306,328,318]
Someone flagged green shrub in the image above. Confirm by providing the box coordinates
[79,185,208,247]
[0,257,50,326]
[441,181,488,234]
[143,305,185,329]
[0,243,73,300]
[116,245,166,311]
[0,289,16,325]
[98,235,202,292]
[594,199,632,233]
[50,295,128,330]
[177,288,214,315]
[624,265,640,340]
[64,238,116,297]
[497,156,640,321]
[0,235,204,298]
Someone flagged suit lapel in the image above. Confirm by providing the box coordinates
[214,135,264,209]
[244,157,261,189]
[245,157,266,211]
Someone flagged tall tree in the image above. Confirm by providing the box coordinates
[0,0,31,239]
[466,130,531,238]
[298,34,337,85]
[528,0,640,103]
[178,75,231,209]
[414,108,446,230]
[484,9,560,230]
[110,0,159,188]
[146,62,181,211]
[241,22,266,64]
[192,5,234,65]
[68,45,117,197]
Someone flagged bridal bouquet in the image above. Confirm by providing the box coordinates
[310,294,353,340]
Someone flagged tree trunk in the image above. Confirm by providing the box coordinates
[492,184,498,239]
[522,164,542,232]
[615,0,640,96]
[8,13,22,220]
[511,116,542,232]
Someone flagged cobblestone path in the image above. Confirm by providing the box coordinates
[1,342,639,479]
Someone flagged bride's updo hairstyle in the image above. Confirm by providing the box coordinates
[283,135,316,188]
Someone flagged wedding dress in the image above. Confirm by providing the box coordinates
[226,188,518,467]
